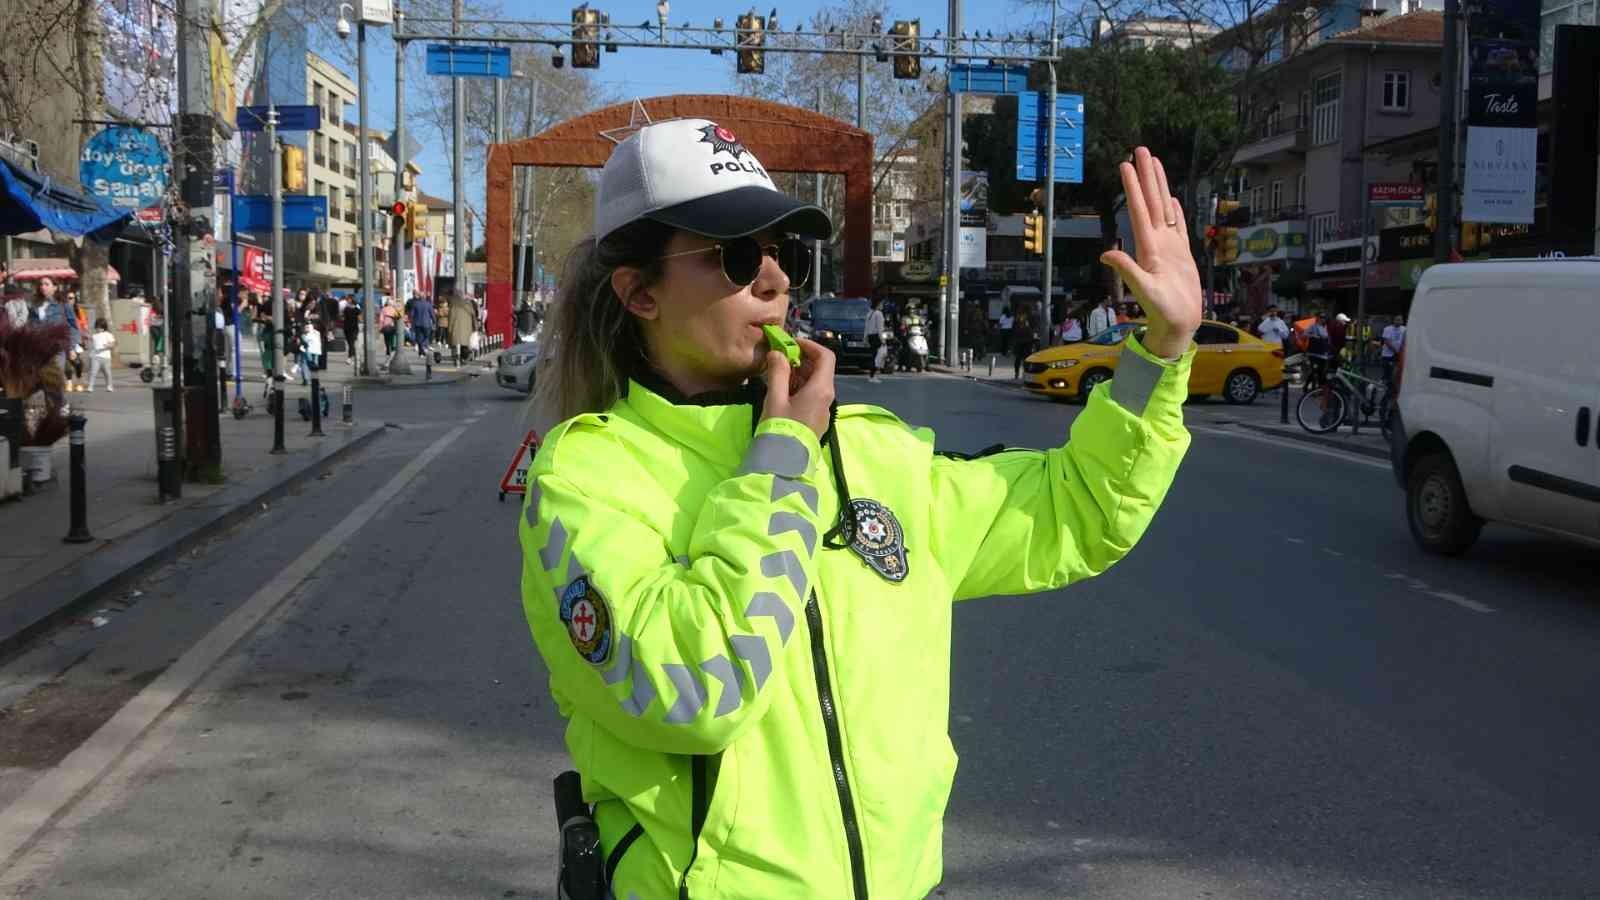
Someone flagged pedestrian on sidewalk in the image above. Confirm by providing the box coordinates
[1381,314,1406,384]
[1088,297,1116,337]
[3,283,28,330]
[87,318,116,391]
[864,296,886,382]
[1257,305,1291,346]
[380,298,399,356]
[1011,306,1039,379]
[448,290,474,365]
[29,276,79,393]
[410,293,436,361]
[1059,316,1082,343]
[343,296,361,366]
[66,291,90,392]
[298,322,321,385]
[995,306,1014,354]
[519,128,1199,899]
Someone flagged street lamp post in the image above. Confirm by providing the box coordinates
[338,4,379,377]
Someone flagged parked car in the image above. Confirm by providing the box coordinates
[806,296,875,370]
[1020,320,1284,404]
[1389,257,1600,555]
[497,341,538,394]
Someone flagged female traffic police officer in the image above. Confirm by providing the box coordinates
[519,117,1202,898]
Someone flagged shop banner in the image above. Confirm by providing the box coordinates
[1463,126,1537,224]
[959,171,988,228]
[239,246,272,293]
[958,226,987,269]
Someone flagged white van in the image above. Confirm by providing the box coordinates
[1389,257,1600,554]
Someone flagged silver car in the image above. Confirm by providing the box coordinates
[496,341,538,393]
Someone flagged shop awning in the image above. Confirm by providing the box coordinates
[0,158,130,239]
[8,257,121,283]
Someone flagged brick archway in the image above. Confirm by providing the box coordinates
[484,94,873,345]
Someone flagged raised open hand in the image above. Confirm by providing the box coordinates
[1099,147,1203,359]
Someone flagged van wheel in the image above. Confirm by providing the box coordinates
[1406,452,1484,556]
[1223,369,1261,404]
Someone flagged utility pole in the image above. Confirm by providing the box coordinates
[270,109,286,454]
[517,77,540,301]
[1040,0,1058,346]
[452,0,466,302]
[814,84,825,300]
[943,0,962,366]
[1434,0,1461,263]
[391,4,413,375]
[174,0,221,477]
[357,17,377,376]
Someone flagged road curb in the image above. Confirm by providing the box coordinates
[1231,421,1390,460]
[0,424,388,663]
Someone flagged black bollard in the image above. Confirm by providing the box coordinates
[341,385,353,425]
[157,425,182,503]
[271,379,286,454]
[1280,371,1290,424]
[309,376,325,437]
[63,414,93,543]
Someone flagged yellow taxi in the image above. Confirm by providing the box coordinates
[1021,320,1285,404]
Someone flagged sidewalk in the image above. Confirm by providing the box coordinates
[931,358,1389,460]
[220,332,497,393]
[0,359,409,657]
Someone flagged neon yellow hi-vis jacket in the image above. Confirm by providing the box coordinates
[519,336,1193,899]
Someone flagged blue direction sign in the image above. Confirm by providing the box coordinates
[425,44,512,78]
[235,104,323,133]
[231,195,328,234]
[1016,92,1085,184]
[948,63,1029,95]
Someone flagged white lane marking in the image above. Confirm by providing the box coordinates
[1322,548,1344,557]
[1186,423,1390,470]
[1285,537,1306,544]
[0,424,470,874]
[1427,591,1494,614]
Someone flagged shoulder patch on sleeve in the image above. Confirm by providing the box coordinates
[559,576,614,667]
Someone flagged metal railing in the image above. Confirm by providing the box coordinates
[314,152,327,167]
[343,252,358,270]
[315,250,329,264]
[1241,113,1309,145]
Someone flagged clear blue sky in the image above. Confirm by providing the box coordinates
[321,0,1050,222]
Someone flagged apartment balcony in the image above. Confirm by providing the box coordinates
[315,250,329,264]
[343,208,357,225]
[344,251,358,270]
[314,152,327,168]
[1234,114,1310,166]
[1251,204,1306,226]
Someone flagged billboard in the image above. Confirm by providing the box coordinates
[1463,0,1541,223]
[959,171,988,228]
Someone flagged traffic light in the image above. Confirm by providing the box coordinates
[1022,213,1043,254]
[389,200,407,230]
[571,6,601,69]
[1214,227,1240,265]
[281,144,306,193]
[406,201,425,243]
[1215,199,1249,227]
[891,20,921,80]
[736,12,765,74]
[1203,224,1219,252]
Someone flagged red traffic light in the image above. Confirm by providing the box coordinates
[390,200,408,217]
[1204,225,1218,242]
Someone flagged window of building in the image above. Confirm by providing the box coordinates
[872,240,890,257]
[1310,212,1338,250]
[1270,179,1284,213]
[1382,71,1410,111]
[1250,185,1267,220]
[313,133,324,164]
[1297,173,1308,206]
[1298,90,1311,127]
[313,81,324,110]
[1312,71,1341,144]
[330,95,343,123]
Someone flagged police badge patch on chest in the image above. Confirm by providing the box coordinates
[845,498,909,583]
[559,576,613,666]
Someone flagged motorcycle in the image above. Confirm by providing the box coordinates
[900,309,929,372]
[878,329,899,375]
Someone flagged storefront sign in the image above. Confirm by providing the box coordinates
[79,126,169,210]
[1464,127,1537,224]
[1367,182,1425,206]
[1239,221,1308,262]
[958,226,987,269]
[1314,236,1377,272]
[900,260,935,282]
[1379,223,1434,261]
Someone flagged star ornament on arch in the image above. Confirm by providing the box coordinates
[598,98,655,145]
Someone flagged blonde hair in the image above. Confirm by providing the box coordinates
[533,219,675,421]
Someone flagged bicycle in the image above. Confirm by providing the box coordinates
[1296,361,1394,437]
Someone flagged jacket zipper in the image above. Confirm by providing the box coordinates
[804,590,869,900]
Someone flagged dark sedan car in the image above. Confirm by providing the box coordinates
[804,297,876,370]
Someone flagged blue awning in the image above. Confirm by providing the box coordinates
[0,158,130,240]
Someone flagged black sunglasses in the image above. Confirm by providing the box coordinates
[659,236,813,290]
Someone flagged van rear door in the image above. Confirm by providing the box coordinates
[1489,273,1600,539]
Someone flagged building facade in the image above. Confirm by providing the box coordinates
[302,52,360,291]
[871,155,916,263]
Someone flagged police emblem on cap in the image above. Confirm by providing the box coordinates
[559,576,613,666]
[845,499,909,583]
[698,123,749,160]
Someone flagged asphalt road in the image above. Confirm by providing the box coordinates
[1,371,1596,899]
